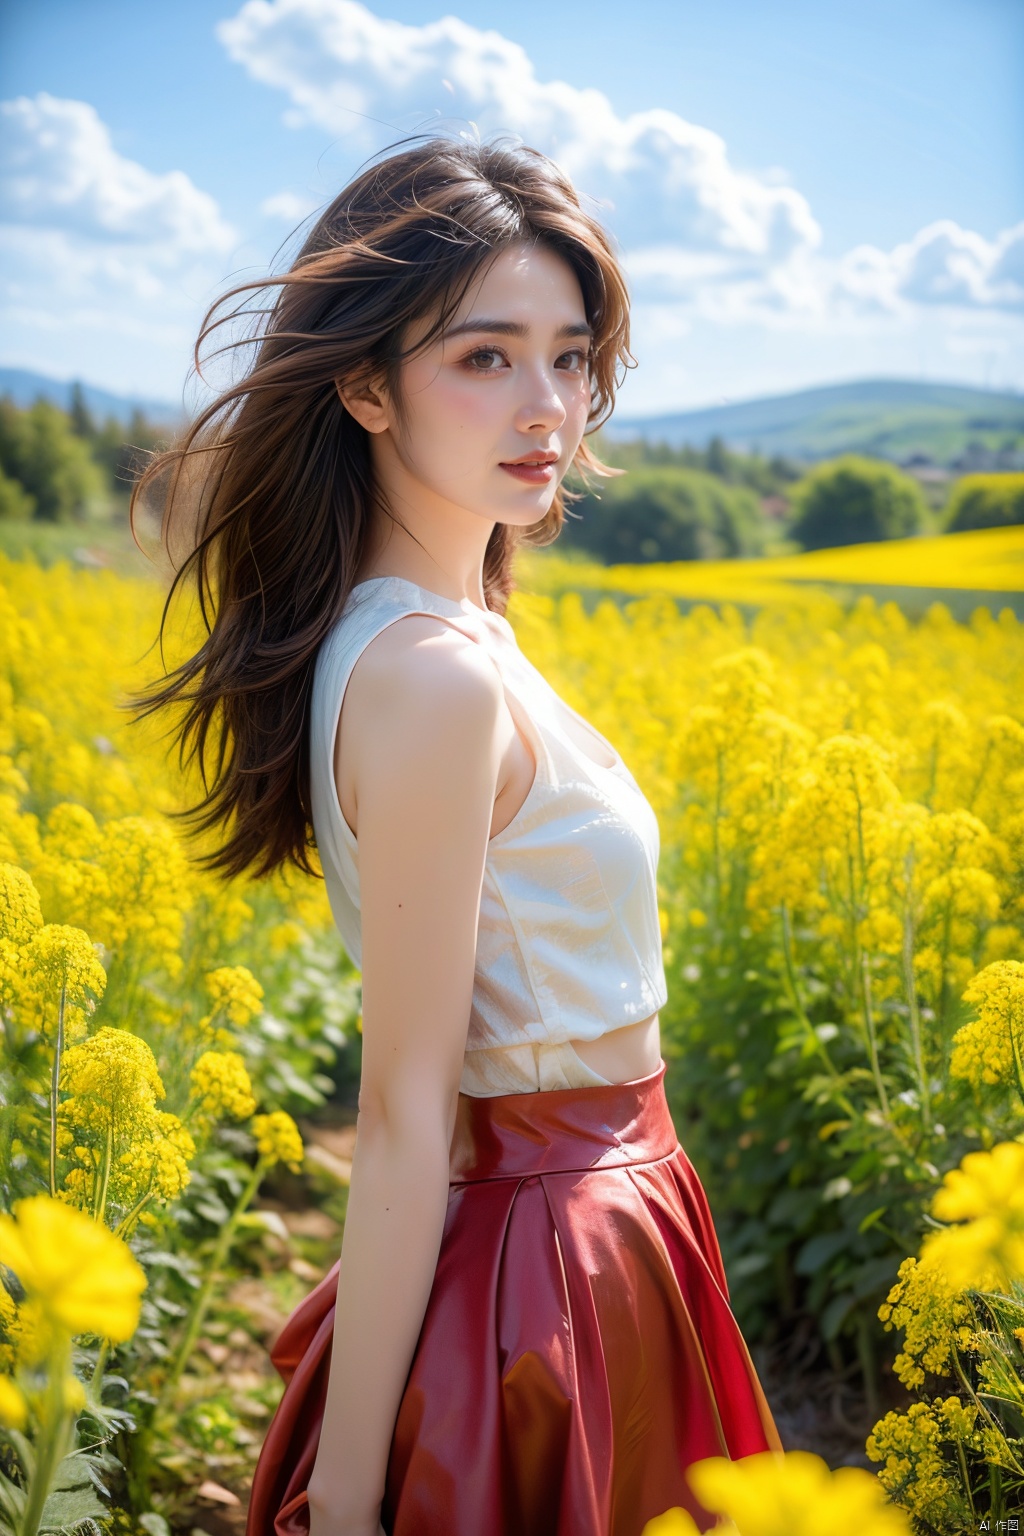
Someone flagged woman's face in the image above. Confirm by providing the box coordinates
[366,240,593,529]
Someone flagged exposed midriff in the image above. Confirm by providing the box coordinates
[568,1010,662,1085]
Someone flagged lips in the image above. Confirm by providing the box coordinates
[499,450,559,485]
[500,451,559,466]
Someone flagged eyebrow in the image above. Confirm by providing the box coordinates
[444,318,593,342]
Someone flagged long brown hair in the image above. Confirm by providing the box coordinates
[127,135,633,883]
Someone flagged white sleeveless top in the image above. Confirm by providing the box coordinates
[308,576,668,1097]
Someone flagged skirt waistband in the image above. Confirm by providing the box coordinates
[448,1058,678,1183]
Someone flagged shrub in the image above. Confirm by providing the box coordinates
[788,456,927,550]
[562,464,765,564]
[945,471,1024,533]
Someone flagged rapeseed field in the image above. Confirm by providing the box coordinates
[1,531,1022,1530]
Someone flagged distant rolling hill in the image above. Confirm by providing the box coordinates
[0,367,182,426]
[4,367,1023,468]
[608,378,1024,466]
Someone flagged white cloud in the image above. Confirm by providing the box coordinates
[2,14,1019,407]
[0,93,239,399]
[0,93,235,253]
[217,0,1022,332]
[260,189,321,221]
[217,0,821,263]
[835,220,1024,313]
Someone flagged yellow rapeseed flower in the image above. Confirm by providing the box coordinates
[641,1509,737,1536]
[90,815,195,977]
[0,1277,23,1374]
[866,1400,967,1526]
[0,1195,146,1348]
[689,1451,911,1536]
[876,1256,975,1390]
[920,1140,1024,1291]
[57,1028,174,1217]
[19,922,107,1045]
[0,1374,27,1430]
[61,1025,164,1135]
[949,960,1024,1095]
[189,1050,257,1124]
[204,964,264,1028]
[252,1111,304,1172]
[0,860,43,945]
[0,860,43,1021]
[114,1109,196,1205]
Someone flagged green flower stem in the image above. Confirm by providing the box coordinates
[712,751,724,925]
[89,1337,110,1389]
[92,1122,113,1224]
[900,862,931,1133]
[860,955,891,1123]
[160,1157,266,1404]
[48,982,67,1199]
[19,1336,73,1536]
[1009,1011,1024,1114]
[854,1307,880,1423]
[113,1190,155,1240]
[966,736,993,813]
[956,1435,976,1521]
[779,906,851,1106]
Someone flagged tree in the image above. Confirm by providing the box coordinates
[89,407,164,492]
[788,455,927,551]
[68,381,96,439]
[0,463,34,520]
[0,396,104,522]
[945,472,1024,532]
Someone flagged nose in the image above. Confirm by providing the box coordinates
[514,362,568,434]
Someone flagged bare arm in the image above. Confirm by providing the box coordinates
[306,617,505,1536]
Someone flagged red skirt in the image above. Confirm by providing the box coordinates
[245,1060,783,1536]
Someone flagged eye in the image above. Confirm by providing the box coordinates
[556,347,591,373]
[461,346,509,374]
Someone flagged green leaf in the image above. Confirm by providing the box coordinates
[27,1444,112,1532]
[821,1290,856,1341]
[138,1514,171,1536]
[849,1256,900,1301]
[727,1252,772,1280]
[794,1230,850,1276]
[0,1473,26,1523]
[235,1209,290,1241]
[38,1481,107,1531]
[195,1198,231,1225]
[857,1206,887,1235]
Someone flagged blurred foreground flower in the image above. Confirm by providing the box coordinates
[920,1140,1024,1292]
[0,1196,146,1536]
[641,1449,910,1535]
[0,1373,27,1430]
[0,1193,146,1355]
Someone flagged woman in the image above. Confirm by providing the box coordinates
[132,136,782,1536]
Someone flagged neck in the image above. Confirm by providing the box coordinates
[357,456,496,607]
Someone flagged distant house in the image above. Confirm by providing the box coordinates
[902,455,952,486]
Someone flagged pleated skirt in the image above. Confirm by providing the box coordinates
[244,1059,783,1536]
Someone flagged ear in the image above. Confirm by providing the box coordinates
[336,376,391,435]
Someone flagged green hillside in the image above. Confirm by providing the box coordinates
[610,378,1024,466]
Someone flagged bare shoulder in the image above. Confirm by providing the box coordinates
[355,612,500,707]
[336,613,505,826]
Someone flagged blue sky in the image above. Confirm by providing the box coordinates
[1,0,1021,414]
